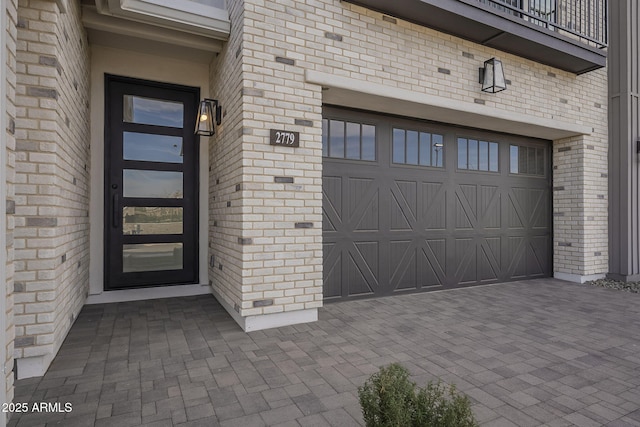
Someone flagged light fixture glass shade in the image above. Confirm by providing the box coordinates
[481,58,507,93]
[195,99,215,136]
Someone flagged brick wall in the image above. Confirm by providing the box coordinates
[209,0,324,324]
[50,0,89,360]
[14,0,89,376]
[4,0,18,403]
[208,0,246,315]
[218,0,608,314]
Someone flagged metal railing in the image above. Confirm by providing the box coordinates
[478,0,607,48]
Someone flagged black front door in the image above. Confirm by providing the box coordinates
[104,75,199,290]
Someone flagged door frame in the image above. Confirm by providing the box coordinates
[88,47,211,298]
[103,74,200,290]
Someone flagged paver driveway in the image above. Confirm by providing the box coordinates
[8,278,640,426]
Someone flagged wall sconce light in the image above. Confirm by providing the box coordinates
[195,98,222,136]
[479,58,507,93]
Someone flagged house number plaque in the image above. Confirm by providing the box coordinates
[270,129,299,147]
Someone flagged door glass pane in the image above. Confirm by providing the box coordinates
[406,131,419,165]
[519,146,528,173]
[527,147,537,174]
[458,138,467,169]
[123,170,183,198]
[419,132,431,166]
[535,148,545,175]
[123,132,183,163]
[479,141,489,171]
[468,139,478,170]
[361,125,376,161]
[510,145,519,173]
[123,95,184,128]
[322,119,328,157]
[432,134,444,167]
[329,120,345,158]
[123,207,183,235]
[489,142,499,172]
[392,128,405,163]
[123,243,183,273]
[346,122,360,160]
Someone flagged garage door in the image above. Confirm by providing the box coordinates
[322,107,551,301]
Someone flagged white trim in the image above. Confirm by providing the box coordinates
[305,70,593,140]
[0,0,8,420]
[16,356,50,380]
[210,286,319,332]
[554,272,606,283]
[244,309,319,332]
[86,283,211,304]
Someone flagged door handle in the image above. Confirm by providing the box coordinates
[112,193,119,228]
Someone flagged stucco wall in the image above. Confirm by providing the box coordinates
[13,0,90,378]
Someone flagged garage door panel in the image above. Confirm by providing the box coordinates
[420,245,445,288]
[323,243,342,299]
[354,241,379,285]
[480,185,501,229]
[322,108,551,301]
[353,191,380,231]
[322,176,341,232]
[455,190,476,229]
[460,184,478,220]
[528,236,551,276]
[532,189,551,229]
[390,189,414,231]
[422,182,446,230]
[479,242,500,282]
[425,239,447,280]
[391,242,418,291]
[455,238,477,284]
[395,181,418,219]
[506,236,528,278]
[346,251,376,297]
[348,177,377,218]
[507,191,527,229]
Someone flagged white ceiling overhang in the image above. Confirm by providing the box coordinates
[82,0,228,62]
[94,0,230,40]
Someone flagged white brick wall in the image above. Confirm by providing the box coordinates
[208,0,246,315]
[13,0,89,376]
[210,0,607,317]
[4,0,18,404]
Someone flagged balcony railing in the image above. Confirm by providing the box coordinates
[342,0,607,73]
[479,0,607,49]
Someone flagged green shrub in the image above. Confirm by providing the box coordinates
[413,381,477,427]
[358,363,478,427]
[358,363,415,427]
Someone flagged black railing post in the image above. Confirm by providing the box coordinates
[477,0,607,48]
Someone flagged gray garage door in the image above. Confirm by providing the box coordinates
[322,107,552,301]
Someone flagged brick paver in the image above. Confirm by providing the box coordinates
[8,279,640,426]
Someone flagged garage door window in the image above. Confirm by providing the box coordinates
[392,128,444,167]
[322,119,376,161]
[458,138,499,172]
[510,145,545,175]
